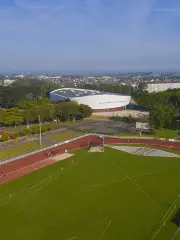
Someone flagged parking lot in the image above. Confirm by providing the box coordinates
[71,119,137,134]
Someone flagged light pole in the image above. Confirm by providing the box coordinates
[38,115,42,148]
[176,120,180,136]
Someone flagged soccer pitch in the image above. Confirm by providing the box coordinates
[0,147,180,240]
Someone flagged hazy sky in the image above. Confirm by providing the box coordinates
[0,0,180,74]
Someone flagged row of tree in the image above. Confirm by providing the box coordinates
[0,78,60,108]
[79,83,135,96]
[150,104,179,130]
[136,90,180,110]
[136,89,180,129]
[0,99,92,127]
[78,82,148,98]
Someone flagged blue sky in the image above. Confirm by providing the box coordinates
[0,0,180,74]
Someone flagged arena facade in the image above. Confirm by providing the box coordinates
[50,88,131,112]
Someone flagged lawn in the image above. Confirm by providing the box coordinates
[155,129,179,139]
[0,147,180,240]
[0,141,42,161]
[48,131,83,142]
[102,128,179,139]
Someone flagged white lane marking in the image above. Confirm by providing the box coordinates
[99,220,112,240]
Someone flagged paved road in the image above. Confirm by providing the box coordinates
[71,119,136,134]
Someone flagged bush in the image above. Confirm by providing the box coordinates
[22,128,31,136]
[13,132,20,139]
[31,125,39,135]
[46,123,54,131]
[78,104,92,118]
[150,125,156,135]
[41,125,48,133]
[1,133,9,142]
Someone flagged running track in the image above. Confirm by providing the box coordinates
[0,135,180,184]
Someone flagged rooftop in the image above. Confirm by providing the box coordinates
[52,88,108,98]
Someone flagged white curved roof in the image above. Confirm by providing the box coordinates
[50,88,131,110]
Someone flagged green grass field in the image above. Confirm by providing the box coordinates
[155,129,179,139]
[0,147,180,240]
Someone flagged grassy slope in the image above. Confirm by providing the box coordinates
[155,129,179,139]
[107,129,179,139]
[48,131,82,141]
[0,141,41,161]
[0,132,82,161]
[0,148,180,240]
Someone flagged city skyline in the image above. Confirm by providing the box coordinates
[0,0,180,73]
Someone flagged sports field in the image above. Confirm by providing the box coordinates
[0,147,180,240]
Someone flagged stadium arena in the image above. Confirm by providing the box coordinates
[50,88,131,112]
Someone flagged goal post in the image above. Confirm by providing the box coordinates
[88,136,104,152]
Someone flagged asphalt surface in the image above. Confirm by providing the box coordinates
[71,119,136,134]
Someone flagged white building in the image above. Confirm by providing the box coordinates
[15,74,25,79]
[4,79,16,86]
[147,83,180,93]
[50,88,131,112]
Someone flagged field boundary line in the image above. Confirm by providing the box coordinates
[99,220,112,240]
[160,195,180,224]
[151,194,180,240]
[108,159,150,198]
[172,228,180,240]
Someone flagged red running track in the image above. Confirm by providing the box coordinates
[0,135,180,184]
[0,159,55,184]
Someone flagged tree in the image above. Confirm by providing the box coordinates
[31,125,39,134]
[41,125,48,133]
[39,104,55,122]
[55,101,79,122]
[137,82,148,94]
[22,128,31,136]
[78,104,92,118]
[0,108,5,124]
[3,108,24,126]
[23,108,38,124]
[13,132,20,139]
[150,104,177,129]
[150,125,156,135]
